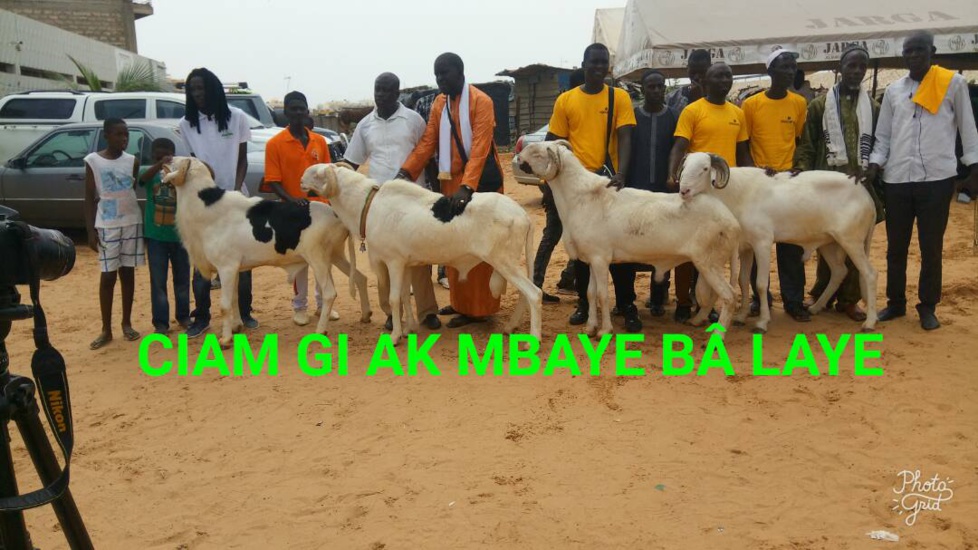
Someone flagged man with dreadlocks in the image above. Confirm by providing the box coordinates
[178,67,259,338]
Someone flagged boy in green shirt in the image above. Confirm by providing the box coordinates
[138,137,191,333]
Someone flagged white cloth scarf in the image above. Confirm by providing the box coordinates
[438,81,471,180]
[823,84,873,169]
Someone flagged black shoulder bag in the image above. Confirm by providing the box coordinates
[446,99,503,194]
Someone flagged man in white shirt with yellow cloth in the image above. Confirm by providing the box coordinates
[867,31,978,331]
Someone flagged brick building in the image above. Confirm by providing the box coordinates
[0,0,153,53]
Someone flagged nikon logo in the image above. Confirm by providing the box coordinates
[47,390,67,433]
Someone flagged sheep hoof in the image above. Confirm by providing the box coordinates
[219,338,233,349]
[860,324,876,333]
[751,326,768,334]
[732,319,746,327]
[360,311,372,323]
[808,306,824,315]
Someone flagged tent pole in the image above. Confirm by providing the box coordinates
[871,60,880,98]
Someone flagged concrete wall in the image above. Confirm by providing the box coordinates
[0,0,139,52]
[0,9,165,96]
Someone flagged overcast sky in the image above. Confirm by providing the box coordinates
[136,0,623,105]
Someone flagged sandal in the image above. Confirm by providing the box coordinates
[90,333,112,350]
[446,314,486,328]
[122,326,141,341]
[438,305,457,316]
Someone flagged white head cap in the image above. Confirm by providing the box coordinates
[766,48,799,70]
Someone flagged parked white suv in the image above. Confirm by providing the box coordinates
[0,91,188,162]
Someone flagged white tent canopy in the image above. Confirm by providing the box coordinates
[593,8,625,63]
[614,0,978,79]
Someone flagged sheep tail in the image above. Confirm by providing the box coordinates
[525,220,536,284]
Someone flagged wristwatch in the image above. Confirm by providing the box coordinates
[461,184,475,194]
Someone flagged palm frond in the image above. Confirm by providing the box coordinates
[114,61,165,92]
[67,55,102,92]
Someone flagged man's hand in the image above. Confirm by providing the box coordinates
[666,176,679,191]
[395,169,413,181]
[291,196,310,208]
[606,173,626,190]
[763,166,778,177]
[862,163,881,185]
[87,231,99,252]
[450,185,474,214]
[965,165,978,196]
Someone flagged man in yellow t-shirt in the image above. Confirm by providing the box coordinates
[547,42,638,330]
[743,49,811,323]
[667,62,751,322]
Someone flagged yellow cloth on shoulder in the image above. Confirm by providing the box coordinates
[913,65,955,115]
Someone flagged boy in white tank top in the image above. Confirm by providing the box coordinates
[84,117,144,350]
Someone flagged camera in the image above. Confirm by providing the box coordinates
[0,205,75,289]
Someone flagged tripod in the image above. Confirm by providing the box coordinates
[0,287,92,549]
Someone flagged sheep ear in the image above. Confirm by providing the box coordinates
[675,153,687,183]
[321,163,339,196]
[333,161,355,172]
[554,139,572,152]
[546,147,560,178]
[163,158,191,187]
[709,154,730,188]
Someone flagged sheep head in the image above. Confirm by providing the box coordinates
[300,162,350,199]
[161,156,215,189]
[678,152,730,199]
[516,141,565,182]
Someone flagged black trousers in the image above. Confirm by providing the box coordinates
[776,243,806,306]
[533,186,562,288]
[575,260,636,310]
[884,178,955,311]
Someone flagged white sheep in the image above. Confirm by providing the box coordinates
[162,157,372,347]
[677,152,878,332]
[300,163,542,345]
[515,141,742,336]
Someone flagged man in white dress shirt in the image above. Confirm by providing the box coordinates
[866,31,978,330]
[343,72,441,331]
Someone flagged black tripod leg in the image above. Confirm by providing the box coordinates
[14,403,93,550]
[0,420,33,550]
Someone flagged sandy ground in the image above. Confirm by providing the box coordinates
[5,153,978,549]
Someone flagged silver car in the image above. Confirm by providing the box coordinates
[511,124,548,185]
[0,119,272,228]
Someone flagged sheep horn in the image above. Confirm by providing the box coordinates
[709,154,730,189]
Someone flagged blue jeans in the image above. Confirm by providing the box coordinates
[192,269,252,324]
[146,238,190,330]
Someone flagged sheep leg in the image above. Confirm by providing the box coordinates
[313,264,338,336]
[387,261,407,346]
[752,243,773,333]
[373,259,391,317]
[497,265,543,340]
[332,250,372,323]
[591,260,613,337]
[809,243,847,315]
[400,265,419,335]
[696,266,737,334]
[838,239,878,331]
[217,267,240,349]
[734,247,754,326]
[585,264,599,337]
[689,275,714,326]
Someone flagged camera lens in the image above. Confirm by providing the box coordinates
[25,226,76,281]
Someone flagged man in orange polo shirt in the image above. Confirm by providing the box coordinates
[264,90,333,326]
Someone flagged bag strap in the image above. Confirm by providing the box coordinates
[0,237,74,512]
[447,98,496,171]
[446,99,470,166]
[604,85,615,173]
